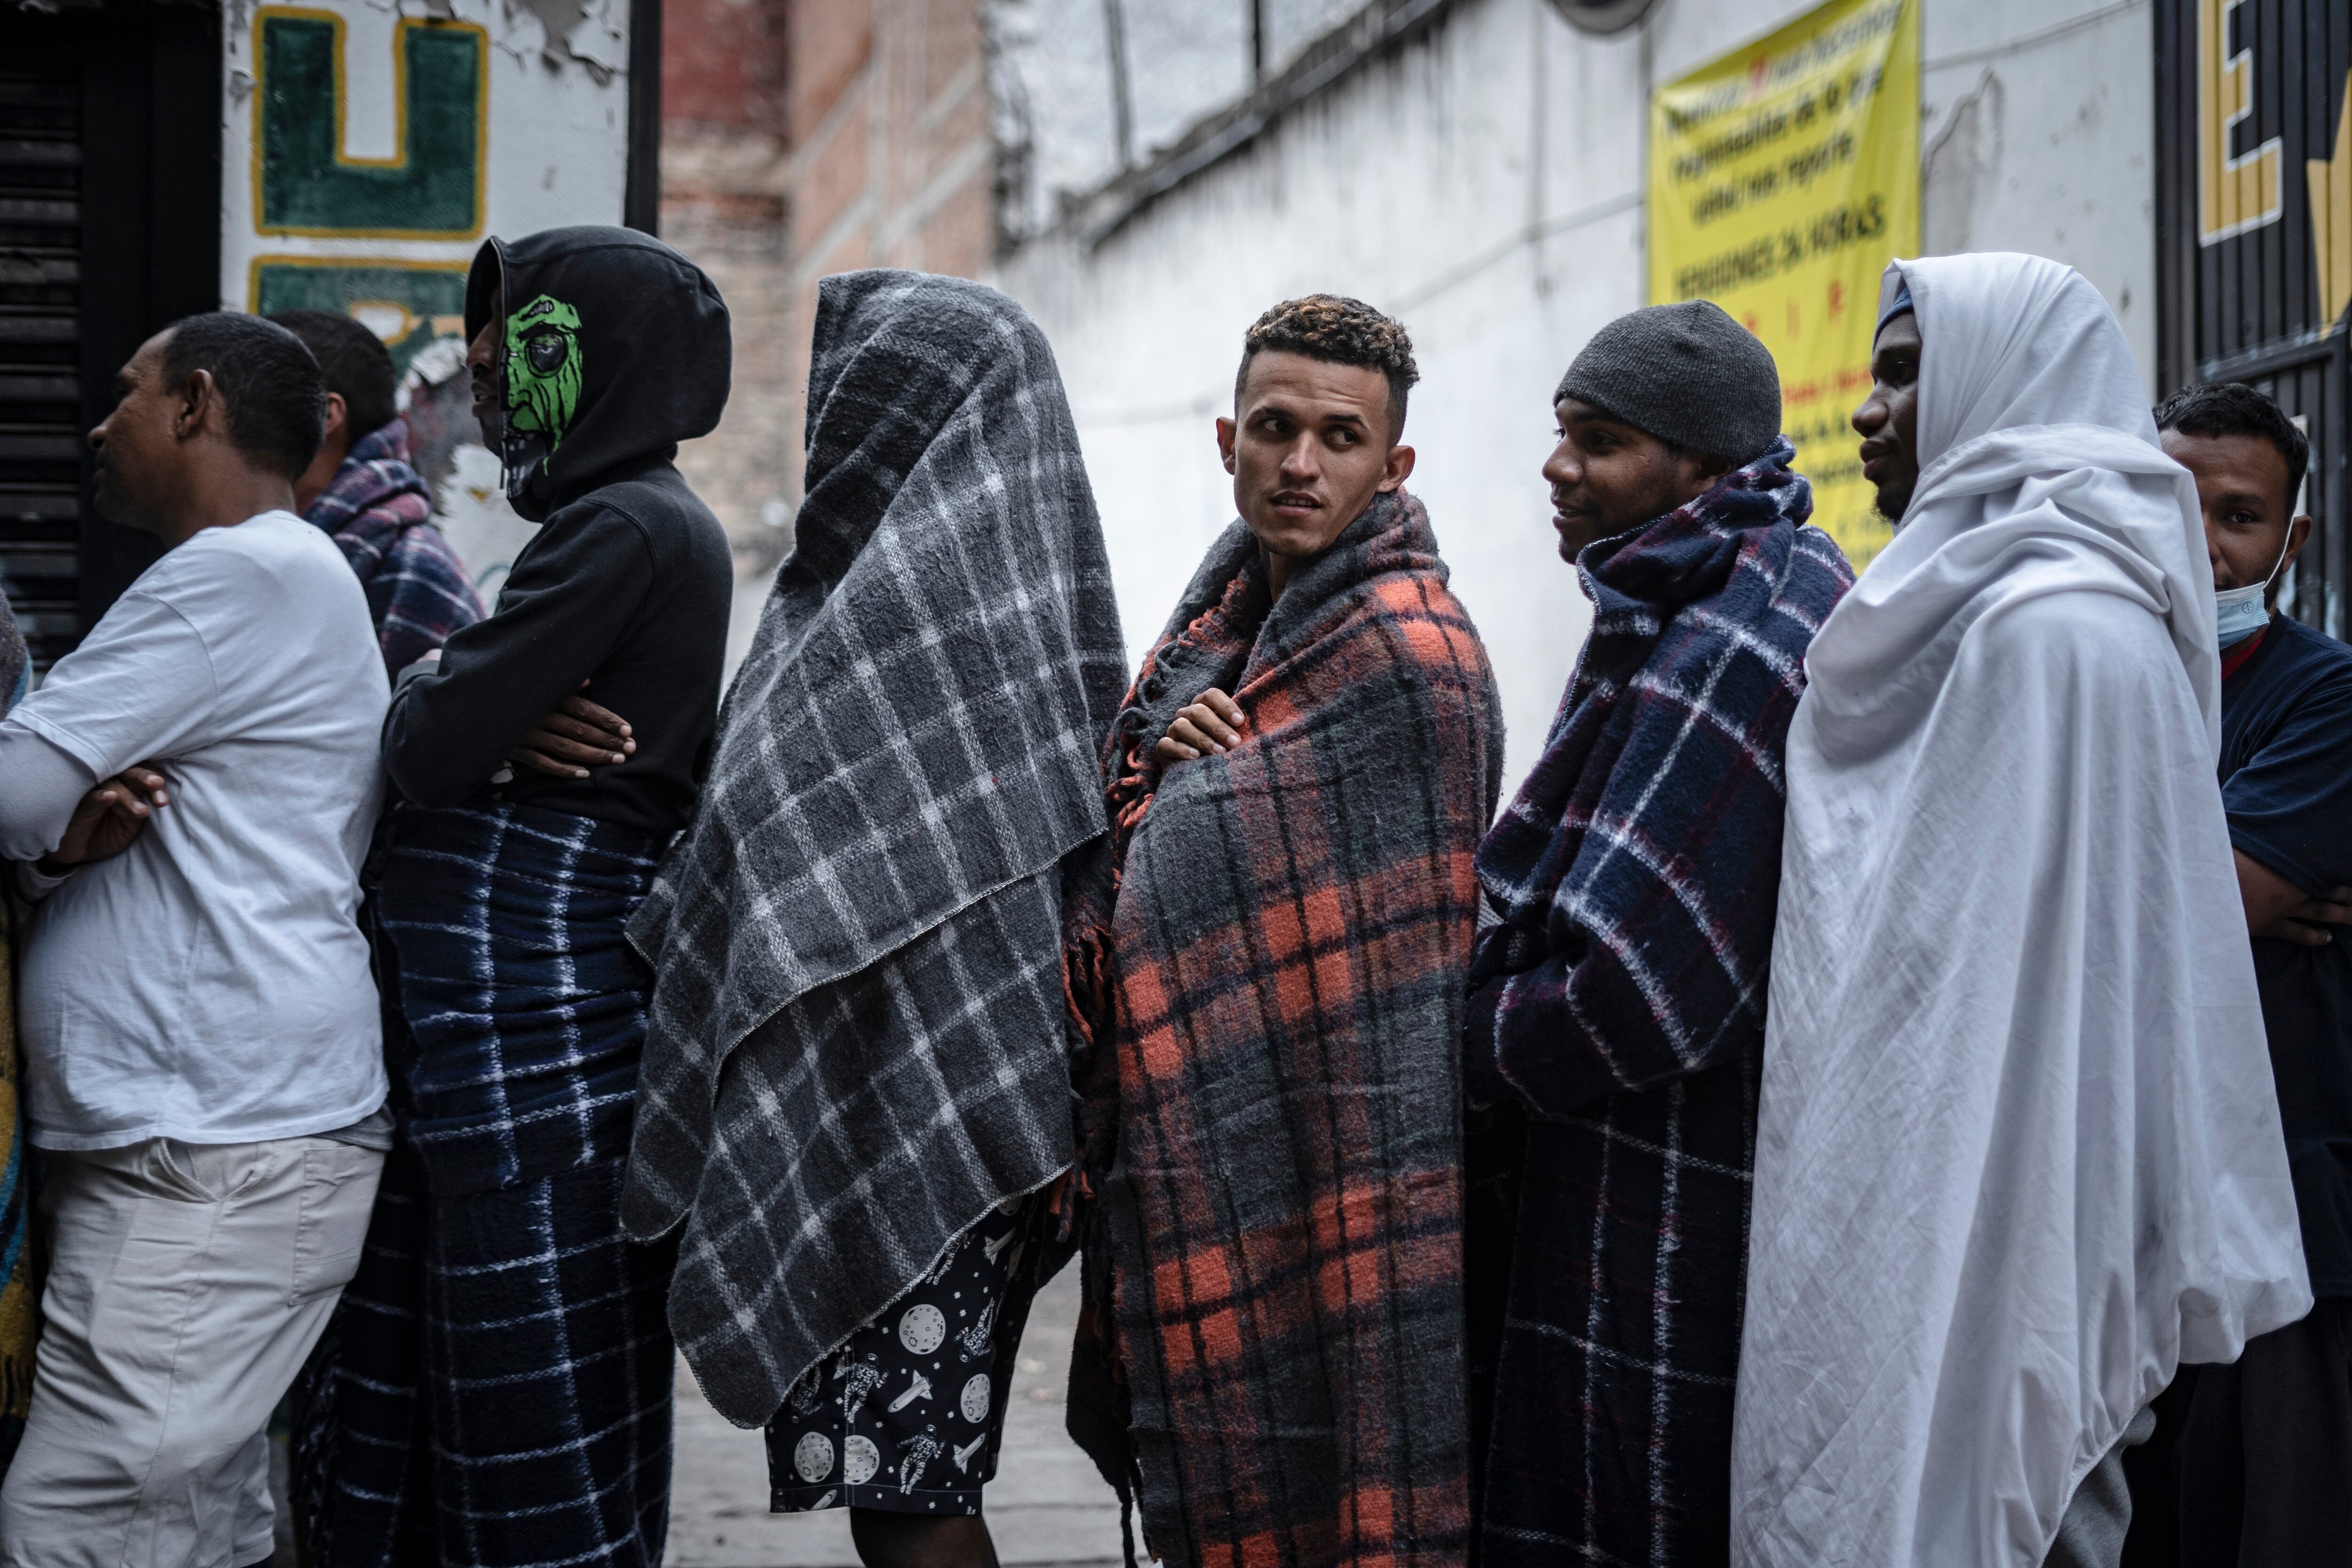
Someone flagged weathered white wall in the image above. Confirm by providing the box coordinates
[219,0,634,309]
[1906,0,2156,386]
[990,0,1372,237]
[994,0,2156,790]
[998,0,1648,788]
[218,0,636,598]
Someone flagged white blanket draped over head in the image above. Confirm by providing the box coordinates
[1730,252,2311,1568]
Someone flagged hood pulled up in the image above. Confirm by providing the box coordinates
[465,225,731,521]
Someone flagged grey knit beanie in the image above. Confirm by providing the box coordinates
[1556,300,1782,463]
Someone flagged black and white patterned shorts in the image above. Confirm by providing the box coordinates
[765,1199,1030,1517]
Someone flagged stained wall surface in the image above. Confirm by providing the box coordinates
[661,0,795,655]
[216,0,637,602]
[218,0,633,366]
[993,0,2159,788]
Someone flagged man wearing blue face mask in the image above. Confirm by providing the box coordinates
[2123,382,2352,1566]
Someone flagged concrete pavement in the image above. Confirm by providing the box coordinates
[666,1263,1125,1568]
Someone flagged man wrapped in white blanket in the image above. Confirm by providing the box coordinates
[1730,252,2312,1568]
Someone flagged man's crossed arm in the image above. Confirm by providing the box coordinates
[2235,849,2352,947]
[0,724,171,884]
[43,764,172,873]
[396,651,636,786]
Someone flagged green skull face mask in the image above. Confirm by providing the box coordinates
[503,293,584,459]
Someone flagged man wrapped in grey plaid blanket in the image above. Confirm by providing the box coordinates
[622,270,1128,1429]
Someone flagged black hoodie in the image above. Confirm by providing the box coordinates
[383,226,734,834]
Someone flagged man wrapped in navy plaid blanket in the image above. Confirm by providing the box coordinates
[1462,302,1851,1568]
[269,308,484,677]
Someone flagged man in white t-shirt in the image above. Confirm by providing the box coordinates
[0,312,390,1567]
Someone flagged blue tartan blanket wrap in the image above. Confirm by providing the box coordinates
[1462,441,1850,1566]
[297,800,678,1568]
[386,801,663,1193]
[304,419,485,680]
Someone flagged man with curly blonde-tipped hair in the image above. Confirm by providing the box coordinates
[1064,294,1503,1567]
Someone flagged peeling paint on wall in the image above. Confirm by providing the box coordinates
[218,0,634,583]
[1923,68,2003,257]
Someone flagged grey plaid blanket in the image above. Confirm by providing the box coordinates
[623,270,1127,1427]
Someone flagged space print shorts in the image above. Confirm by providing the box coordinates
[765,1198,1029,1517]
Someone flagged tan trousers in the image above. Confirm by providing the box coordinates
[0,1135,382,1568]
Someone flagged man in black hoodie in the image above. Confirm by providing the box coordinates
[295,227,731,1568]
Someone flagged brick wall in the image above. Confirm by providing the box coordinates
[663,0,790,136]
[779,0,994,501]
[661,0,995,665]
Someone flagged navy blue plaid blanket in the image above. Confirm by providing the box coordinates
[304,419,485,679]
[1462,440,1850,1567]
[296,800,677,1568]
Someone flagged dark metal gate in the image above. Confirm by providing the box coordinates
[2157,0,2352,638]
[0,38,83,673]
[0,1,221,677]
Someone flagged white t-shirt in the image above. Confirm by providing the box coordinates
[6,510,390,1149]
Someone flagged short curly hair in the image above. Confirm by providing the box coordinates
[1235,294,1419,438]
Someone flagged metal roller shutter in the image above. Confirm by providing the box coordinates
[0,49,81,675]
[2156,0,2352,639]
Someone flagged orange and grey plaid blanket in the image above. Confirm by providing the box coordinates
[1066,489,1502,1568]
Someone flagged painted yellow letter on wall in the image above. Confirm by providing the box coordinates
[2199,0,2282,244]
[2311,72,2352,330]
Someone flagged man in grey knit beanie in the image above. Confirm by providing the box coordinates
[1562,300,1783,462]
[1463,295,1849,1568]
[1544,299,1786,561]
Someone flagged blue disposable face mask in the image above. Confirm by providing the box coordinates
[2215,533,2292,649]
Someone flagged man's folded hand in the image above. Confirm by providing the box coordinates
[509,683,636,780]
[1156,687,1245,764]
[40,764,170,871]
[2257,885,2352,948]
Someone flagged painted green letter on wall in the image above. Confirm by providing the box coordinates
[252,262,468,374]
[258,14,484,237]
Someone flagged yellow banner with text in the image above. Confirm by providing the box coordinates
[1648,0,1920,567]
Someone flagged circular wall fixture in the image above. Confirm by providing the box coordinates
[1547,0,1661,34]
